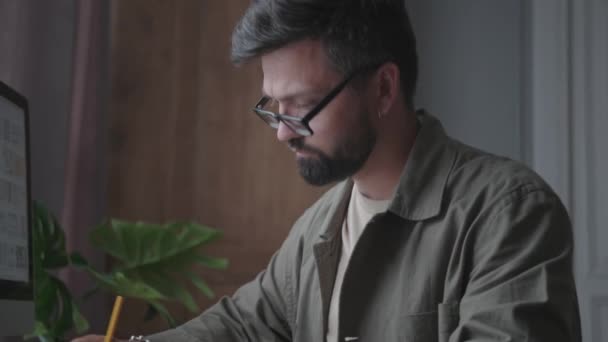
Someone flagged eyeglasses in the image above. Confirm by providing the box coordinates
[252,66,375,136]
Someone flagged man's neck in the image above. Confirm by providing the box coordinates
[353,112,418,200]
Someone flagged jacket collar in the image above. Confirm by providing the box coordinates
[318,180,353,240]
[388,110,455,220]
[319,110,455,240]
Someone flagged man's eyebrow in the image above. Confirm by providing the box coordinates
[262,88,327,102]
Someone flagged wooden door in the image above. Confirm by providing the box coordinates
[108,0,328,336]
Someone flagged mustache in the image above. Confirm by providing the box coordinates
[288,138,324,156]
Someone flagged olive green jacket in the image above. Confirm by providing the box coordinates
[149,112,581,341]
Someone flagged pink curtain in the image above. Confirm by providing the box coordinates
[61,0,109,334]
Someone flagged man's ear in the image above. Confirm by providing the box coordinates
[375,62,400,117]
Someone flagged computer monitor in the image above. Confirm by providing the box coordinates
[0,80,34,336]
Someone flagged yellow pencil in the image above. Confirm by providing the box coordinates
[104,295,124,342]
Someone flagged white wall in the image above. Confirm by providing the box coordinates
[0,1,75,339]
[0,0,75,217]
[407,0,526,161]
[569,0,608,340]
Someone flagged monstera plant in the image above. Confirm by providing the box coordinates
[29,202,89,341]
[28,202,227,342]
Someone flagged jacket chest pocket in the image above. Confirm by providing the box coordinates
[386,303,459,342]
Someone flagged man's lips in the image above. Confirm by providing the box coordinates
[289,146,314,157]
[288,139,320,157]
[290,146,306,155]
[296,150,311,157]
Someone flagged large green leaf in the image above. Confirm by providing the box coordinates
[86,219,227,326]
[49,277,76,338]
[31,202,228,332]
[32,202,67,269]
[147,300,176,327]
[186,272,215,298]
[72,303,90,334]
[32,271,84,341]
[125,268,199,312]
[69,251,89,268]
[83,268,168,300]
[24,322,51,340]
[194,255,229,269]
[30,201,90,341]
[33,268,56,324]
[90,220,221,268]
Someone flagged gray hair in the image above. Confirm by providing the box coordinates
[231,0,418,109]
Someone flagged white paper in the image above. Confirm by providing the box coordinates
[0,96,29,283]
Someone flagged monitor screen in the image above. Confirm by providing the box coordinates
[0,80,34,336]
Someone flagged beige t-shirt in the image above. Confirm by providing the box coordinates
[326,184,391,342]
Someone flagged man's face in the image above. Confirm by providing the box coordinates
[261,39,377,186]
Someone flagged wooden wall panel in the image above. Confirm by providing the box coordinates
[108,0,328,336]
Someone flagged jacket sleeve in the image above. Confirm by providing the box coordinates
[449,186,581,342]
[146,224,303,342]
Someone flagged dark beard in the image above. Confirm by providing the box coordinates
[288,125,376,186]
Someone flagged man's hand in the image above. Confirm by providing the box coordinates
[71,335,127,342]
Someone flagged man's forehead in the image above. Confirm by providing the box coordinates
[260,40,340,99]
[261,39,327,68]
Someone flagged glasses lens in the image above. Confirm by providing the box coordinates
[255,110,280,128]
[261,97,280,114]
[282,118,311,136]
[254,97,311,135]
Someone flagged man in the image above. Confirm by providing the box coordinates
[76,0,581,341]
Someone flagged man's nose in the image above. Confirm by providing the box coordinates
[276,121,301,142]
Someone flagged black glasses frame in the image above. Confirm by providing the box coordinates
[252,65,378,136]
